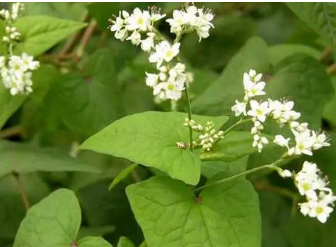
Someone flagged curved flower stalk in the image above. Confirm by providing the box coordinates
[0,2,40,95]
[230,69,334,223]
[109,4,214,102]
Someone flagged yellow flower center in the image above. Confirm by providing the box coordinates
[167,84,175,91]
[302,183,311,191]
[137,18,144,25]
[316,206,324,214]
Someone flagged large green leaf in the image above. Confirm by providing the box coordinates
[44,49,123,136]
[126,175,261,247]
[266,53,333,129]
[79,236,113,247]
[287,3,336,46]
[0,141,100,178]
[23,2,87,20]
[13,189,81,247]
[0,84,26,129]
[192,37,269,116]
[268,44,320,65]
[201,156,248,179]
[200,131,257,162]
[80,111,228,185]
[14,15,86,56]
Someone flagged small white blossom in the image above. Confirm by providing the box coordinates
[149,41,180,68]
[311,131,330,150]
[145,72,159,87]
[126,30,141,45]
[166,4,214,41]
[140,32,155,52]
[125,8,151,32]
[274,135,290,148]
[231,100,246,117]
[247,100,269,122]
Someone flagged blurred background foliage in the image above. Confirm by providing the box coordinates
[1,2,336,247]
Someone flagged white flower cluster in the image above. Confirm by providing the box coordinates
[184,118,224,151]
[231,69,330,154]
[0,53,39,95]
[0,3,39,96]
[109,4,213,101]
[280,162,336,223]
[166,5,214,41]
[0,2,24,43]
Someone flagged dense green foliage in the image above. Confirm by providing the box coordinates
[1,2,336,247]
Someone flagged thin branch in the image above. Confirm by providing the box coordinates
[76,19,97,58]
[327,62,336,75]
[12,171,30,212]
[58,11,89,56]
[318,46,332,62]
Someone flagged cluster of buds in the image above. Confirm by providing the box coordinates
[280,162,336,223]
[183,118,224,151]
[0,2,24,43]
[109,4,213,102]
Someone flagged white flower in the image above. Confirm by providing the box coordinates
[114,28,128,41]
[243,69,263,84]
[308,200,334,223]
[231,100,246,117]
[247,100,269,122]
[110,15,124,32]
[163,81,184,100]
[288,130,315,156]
[140,32,155,52]
[125,8,151,32]
[1,53,39,95]
[166,5,214,41]
[311,131,330,150]
[252,134,268,152]
[274,135,290,148]
[145,72,159,87]
[126,30,141,45]
[149,41,180,67]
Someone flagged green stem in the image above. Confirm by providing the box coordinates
[223,118,252,135]
[194,159,283,192]
[184,83,193,152]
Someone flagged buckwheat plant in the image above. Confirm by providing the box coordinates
[0,2,39,95]
[230,69,335,223]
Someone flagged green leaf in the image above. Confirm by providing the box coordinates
[109,163,139,190]
[0,174,50,239]
[13,189,81,247]
[79,236,113,247]
[127,175,261,247]
[0,83,26,129]
[0,141,101,178]
[0,20,6,54]
[200,131,258,162]
[201,156,248,179]
[23,2,87,20]
[78,226,116,239]
[267,53,333,128]
[286,3,336,46]
[14,15,86,56]
[45,49,123,136]
[268,44,320,65]
[117,237,135,247]
[192,37,269,116]
[81,111,228,185]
